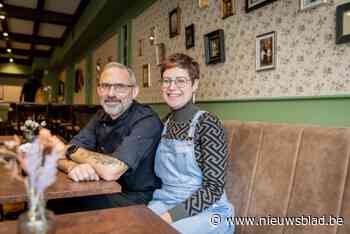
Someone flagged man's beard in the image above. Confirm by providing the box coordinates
[101,98,131,119]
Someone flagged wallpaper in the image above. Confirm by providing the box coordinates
[132,0,350,103]
[92,33,118,104]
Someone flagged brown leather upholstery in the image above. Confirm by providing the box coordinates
[224,121,350,234]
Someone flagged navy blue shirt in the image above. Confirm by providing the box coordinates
[70,101,162,193]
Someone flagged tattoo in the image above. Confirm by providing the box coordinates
[58,159,78,173]
[71,148,127,169]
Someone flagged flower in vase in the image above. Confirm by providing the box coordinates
[18,139,60,224]
[20,120,47,142]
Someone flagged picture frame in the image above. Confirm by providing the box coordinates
[336,2,350,44]
[300,0,327,11]
[222,0,235,19]
[246,0,276,13]
[58,80,65,96]
[155,43,165,65]
[198,0,209,8]
[0,86,3,100]
[138,39,143,56]
[142,64,151,88]
[204,29,225,65]
[256,31,276,71]
[169,7,181,38]
[185,24,195,49]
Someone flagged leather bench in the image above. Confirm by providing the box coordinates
[224,121,350,234]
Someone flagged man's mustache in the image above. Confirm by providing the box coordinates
[104,98,121,103]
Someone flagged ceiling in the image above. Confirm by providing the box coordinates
[0,0,90,66]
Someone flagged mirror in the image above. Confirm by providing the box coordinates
[336,2,350,44]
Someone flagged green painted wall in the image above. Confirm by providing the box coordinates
[47,0,350,128]
[150,96,350,127]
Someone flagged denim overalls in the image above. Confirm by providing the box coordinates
[148,111,235,234]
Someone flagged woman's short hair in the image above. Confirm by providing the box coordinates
[160,53,200,83]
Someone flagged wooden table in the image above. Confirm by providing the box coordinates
[0,165,121,204]
[0,205,179,234]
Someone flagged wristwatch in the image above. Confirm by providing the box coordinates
[65,145,79,160]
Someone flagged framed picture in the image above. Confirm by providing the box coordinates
[336,2,350,44]
[0,86,3,100]
[155,43,165,65]
[222,0,235,19]
[138,39,143,56]
[198,0,209,8]
[256,31,276,71]
[142,64,151,88]
[169,7,181,38]
[300,0,327,11]
[204,29,225,65]
[185,24,195,49]
[58,80,65,96]
[246,0,276,12]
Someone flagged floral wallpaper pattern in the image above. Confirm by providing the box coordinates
[132,0,350,103]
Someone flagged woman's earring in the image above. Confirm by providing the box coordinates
[192,92,196,104]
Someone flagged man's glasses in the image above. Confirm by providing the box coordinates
[98,83,134,93]
[159,77,191,88]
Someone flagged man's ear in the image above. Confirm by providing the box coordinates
[132,86,139,99]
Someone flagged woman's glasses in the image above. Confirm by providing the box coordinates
[159,77,191,88]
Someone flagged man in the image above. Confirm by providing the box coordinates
[20,71,42,103]
[50,62,162,212]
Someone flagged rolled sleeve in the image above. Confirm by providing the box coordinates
[113,116,162,172]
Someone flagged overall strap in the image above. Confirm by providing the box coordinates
[187,111,206,139]
[161,114,172,136]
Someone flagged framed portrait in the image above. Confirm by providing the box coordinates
[169,7,181,38]
[58,80,65,96]
[336,2,350,44]
[198,0,209,8]
[246,0,276,12]
[138,39,143,56]
[0,86,3,100]
[185,24,195,49]
[142,64,151,88]
[256,31,276,71]
[204,29,225,65]
[300,0,327,11]
[155,43,165,65]
[222,0,235,19]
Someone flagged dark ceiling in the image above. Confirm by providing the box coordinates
[0,0,90,66]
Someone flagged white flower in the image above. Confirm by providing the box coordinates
[40,121,46,127]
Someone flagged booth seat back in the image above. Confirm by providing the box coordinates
[223,121,350,234]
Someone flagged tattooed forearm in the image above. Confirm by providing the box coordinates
[58,159,78,173]
[69,147,128,181]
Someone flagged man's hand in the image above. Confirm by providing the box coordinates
[68,163,100,182]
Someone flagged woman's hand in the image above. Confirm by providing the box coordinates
[160,212,173,224]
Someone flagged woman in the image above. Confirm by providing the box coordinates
[148,53,234,234]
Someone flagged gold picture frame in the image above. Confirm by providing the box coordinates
[222,0,235,19]
[142,64,151,88]
[169,7,181,38]
[198,0,209,8]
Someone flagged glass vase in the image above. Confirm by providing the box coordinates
[23,131,35,143]
[17,209,56,234]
